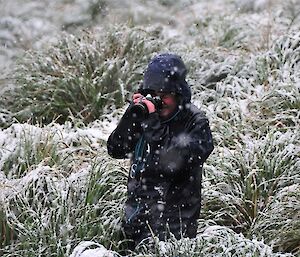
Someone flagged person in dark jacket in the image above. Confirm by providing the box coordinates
[107,53,214,248]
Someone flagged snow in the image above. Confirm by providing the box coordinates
[0,0,299,256]
[69,241,116,257]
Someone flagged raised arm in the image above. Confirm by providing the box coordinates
[107,105,142,159]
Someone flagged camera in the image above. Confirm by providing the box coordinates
[130,93,163,119]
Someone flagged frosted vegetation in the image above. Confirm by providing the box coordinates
[0,0,299,256]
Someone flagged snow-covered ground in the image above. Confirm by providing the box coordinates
[0,0,299,256]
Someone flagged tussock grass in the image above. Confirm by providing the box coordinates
[251,185,300,254]
[0,122,128,256]
[202,129,300,251]
[132,225,294,257]
[0,26,162,126]
[0,123,98,179]
[0,0,299,256]
[1,124,65,179]
[1,156,127,256]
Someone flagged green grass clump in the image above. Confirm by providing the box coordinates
[201,129,300,253]
[255,31,300,85]
[248,81,300,130]
[251,185,300,254]
[0,122,128,256]
[1,156,127,257]
[0,123,99,179]
[1,1,300,256]
[0,209,15,256]
[1,124,65,179]
[0,25,162,126]
[131,224,294,257]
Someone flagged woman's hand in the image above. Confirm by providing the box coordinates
[132,93,156,113]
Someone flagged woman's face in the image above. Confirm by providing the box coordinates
[156,92,178,119]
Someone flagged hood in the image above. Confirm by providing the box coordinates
[141,53,191,103]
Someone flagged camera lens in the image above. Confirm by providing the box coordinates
[130,103,148,120]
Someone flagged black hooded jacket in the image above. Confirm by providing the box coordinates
[108,53,213,246]
[107,103,214,244]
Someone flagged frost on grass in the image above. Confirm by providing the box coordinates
[201,129,300,252]
[152,225,294,257]
[0,122,128,256]
[0,122,113,179]
[251,184,300,251]
[69,241,116,257]
[0,25,162,126]
[69,225,294,257]
[0,0,300,256]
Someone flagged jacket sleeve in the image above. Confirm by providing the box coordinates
[107,105,142,159]
[142,113,214,178]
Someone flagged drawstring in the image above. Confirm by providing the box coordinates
[130,134,147,178]
[130,108,181,178]
[161,109,181,124]
[127,203,141,223]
